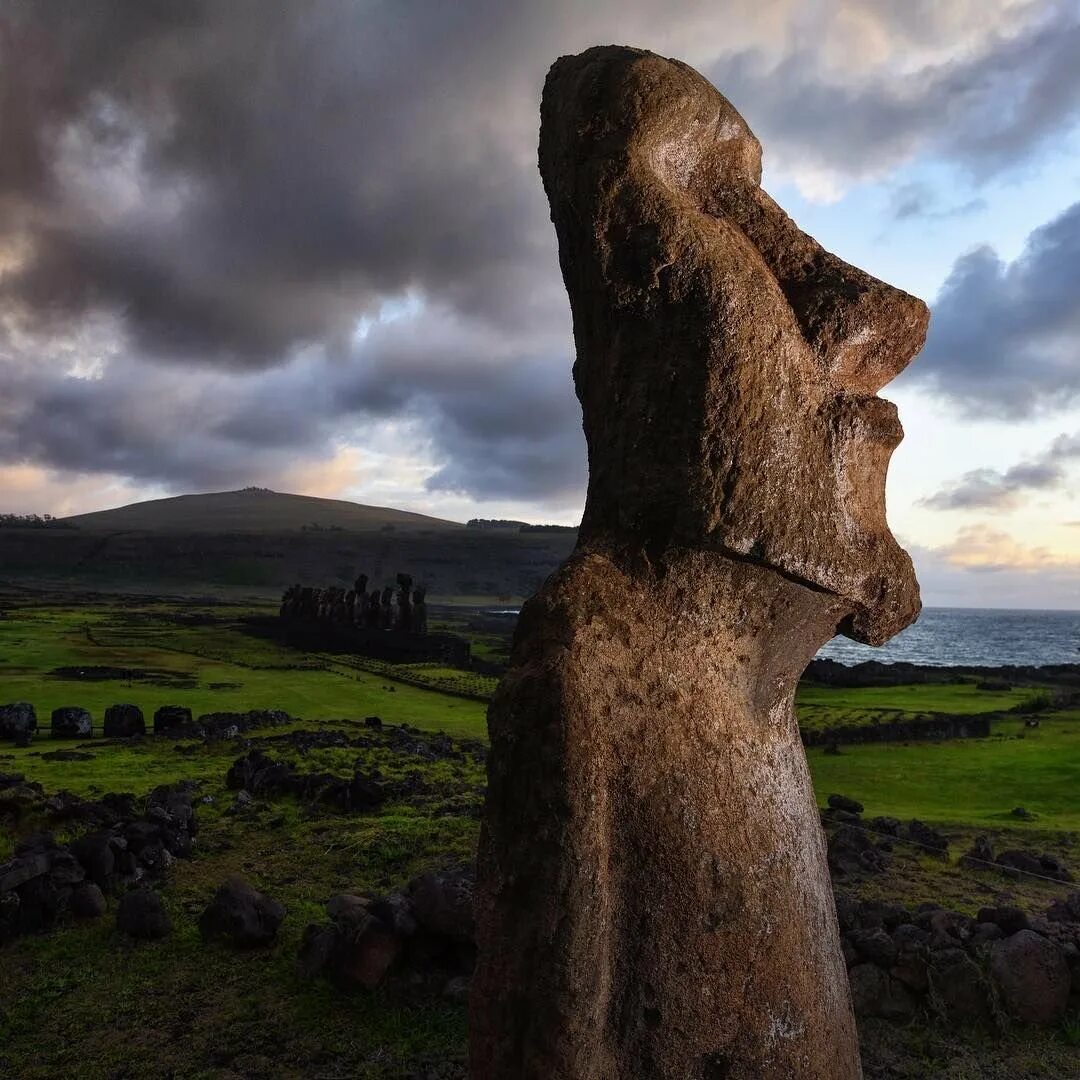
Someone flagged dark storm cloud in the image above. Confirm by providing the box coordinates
[904,200,1080,418]
[2,0,1080,504]
[922,433,1080,511]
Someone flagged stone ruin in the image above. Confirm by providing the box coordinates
[471,47,928,1080]
[273,570,472,667]
[279,571,428,635]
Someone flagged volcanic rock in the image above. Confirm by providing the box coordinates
[0,702,36,741]
[50,707,92,739]
[103,704,145,738]
[153,705,192,734]
[199,876,285,948]
[472,44,927,1080]
[990,930,1071,1025]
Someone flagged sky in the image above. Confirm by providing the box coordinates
[1,0,1079,609]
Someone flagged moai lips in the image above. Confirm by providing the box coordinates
[471,47,926,1080]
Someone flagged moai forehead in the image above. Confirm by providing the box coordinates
[539,46,928,644]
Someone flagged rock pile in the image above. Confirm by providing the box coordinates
[0,778,198,942]
[299,867,474,997]
[823,798,949,876]
[225,748,393,811]
[959,834,1073,882]
[157,708,294,741]
[837,894,1080,1027]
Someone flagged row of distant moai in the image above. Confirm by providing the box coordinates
[279,572,428,635]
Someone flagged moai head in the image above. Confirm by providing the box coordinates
[355,573,368,595]
[539,47,927,644]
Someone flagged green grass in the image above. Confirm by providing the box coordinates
[4,592,1080,1077]
[795,682,1046,733]
[808,716,1080,829]
[0,601,487,738]
[0,734,477,1079]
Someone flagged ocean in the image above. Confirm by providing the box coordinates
[817,607,1080,668]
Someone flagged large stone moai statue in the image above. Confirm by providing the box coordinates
[470,47,928,1080]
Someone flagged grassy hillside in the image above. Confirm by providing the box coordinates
[63,488,462,534]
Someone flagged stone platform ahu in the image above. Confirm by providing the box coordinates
[470,47,929,1080]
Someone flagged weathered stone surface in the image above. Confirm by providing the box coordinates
[990,930,1071,1026]
[0,702,36,740]
[199,876,285,948]
[471,46,926,1080]
[828,794,865,815]
[50,706,92,739]
[71,882,107,919]
[929,949,991,1027]
[848,963,917,1021]
[153,705,192,734]
[103,704,145,738]
[409,868,474,943]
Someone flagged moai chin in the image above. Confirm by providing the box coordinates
[470,47,928,1080]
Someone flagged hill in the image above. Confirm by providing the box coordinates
[63,488,462,534]
[0,489,576,600]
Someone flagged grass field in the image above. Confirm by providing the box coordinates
[0,599,486,737]
[3,590,1080,1077]
[3,595,1079,831]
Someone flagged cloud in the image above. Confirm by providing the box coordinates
[905,198,1080,418]
[712,2,1080,196]
[929,524,1080,575]
[907,531,1080,609]
[1,1,1079,511]
[888,182,986,222]
[922,432,1080,510]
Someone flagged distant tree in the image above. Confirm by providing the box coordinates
[467,518,529,529]
[0,513,76,529]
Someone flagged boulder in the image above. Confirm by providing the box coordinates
[326,892,372,929]
[50,706,92,739]
[409,868,474,942]
[116,889,172,939]
[827,825,887,876]
[0,702,36,741]
[103,704,145,738]
[846,928,897,968]
[990,930,1071,1025]
[959,835,994,870]
[1046,891,1080,924]
[199,876,285,948]
[848,963,917,1020]
[906,819,948,855]
[153,705,192,734]
[71,882,107,919]
[335,916,403,989]
[0,851,50,894]
[868,816,901,837]
[977,906,1029,937]
[929,949,991,1027]
[827,794,864,815]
